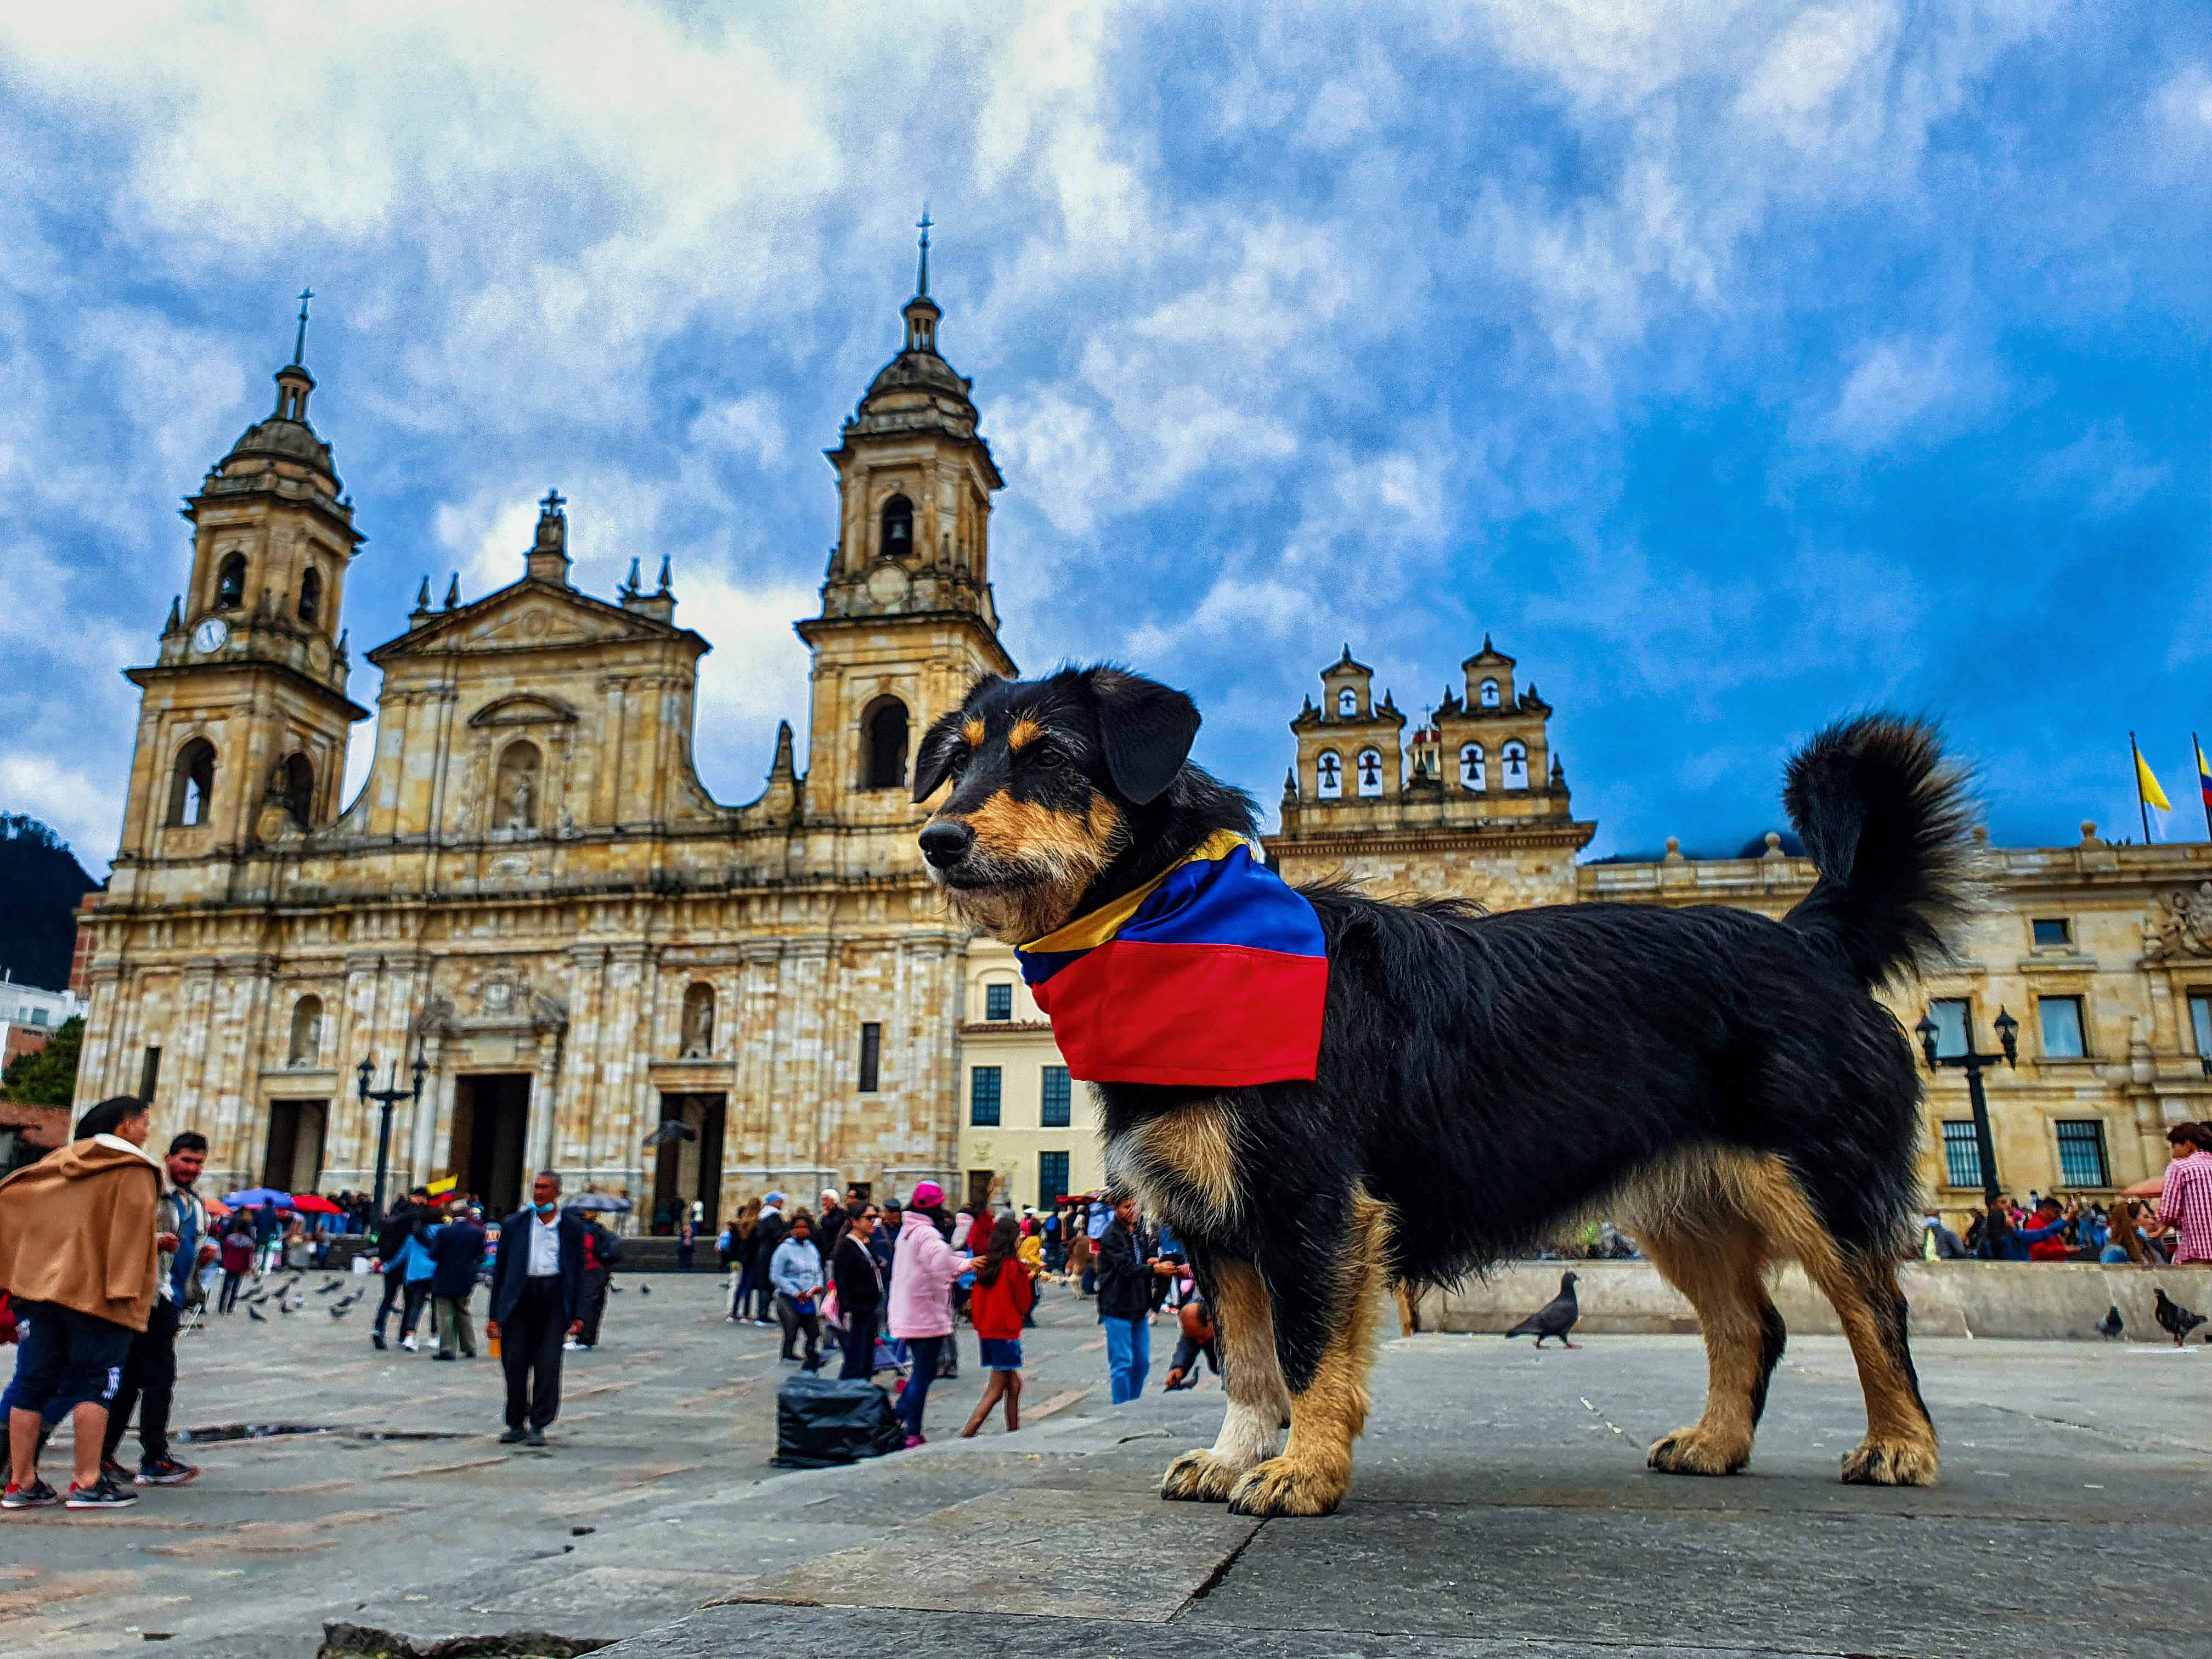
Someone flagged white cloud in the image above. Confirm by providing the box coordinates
[0,752,116,865]
[1795,332,1975,453]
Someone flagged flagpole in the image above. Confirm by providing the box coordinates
[2131,731,2151,844]
[2198,731,2211,842]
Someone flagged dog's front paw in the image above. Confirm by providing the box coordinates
[1839,1435,1938,1488]
[1160,1448,1244,1503]
[1646,1425,1751,1477]
[1225,1455,1347,1517]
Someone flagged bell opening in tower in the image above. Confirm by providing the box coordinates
[881,494,913,560]
[449,1073,531,1216]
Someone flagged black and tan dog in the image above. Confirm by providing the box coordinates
[915,665,1976,1517]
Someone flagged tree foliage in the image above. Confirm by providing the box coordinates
[2,1014,83,1105]
[0,813,98,991]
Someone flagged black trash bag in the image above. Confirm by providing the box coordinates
[771,1373,905,1469]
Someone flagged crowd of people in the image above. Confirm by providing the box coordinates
[1921,1122,2212,1264]
[5,1094,2206,1511]
[710,1180,1209,1443]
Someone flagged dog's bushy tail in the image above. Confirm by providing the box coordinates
[1781,715,1980,991]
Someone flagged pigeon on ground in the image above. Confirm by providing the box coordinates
[2095,1305,2124,1340]
[331,1291,363,1311]
[639,1284,650,1297]
[315,1280,341,1295]
[1503,1271,1581,1348]
[330,1306,350,1320]
[247,1306,267,1323]
[2153,1288,2207,1347]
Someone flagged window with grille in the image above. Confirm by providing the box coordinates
[1941,1120,1982,1189]
[1929,998,1970,1059]
[1039,1151,1069,1210]
[2038,996,2085,1059]
[858,1022,881,1093]
[969,1065,1001,1127]
[985,982,1013,1022]
[2055,1120,2109,1188]
[1041,1065,1071,1128]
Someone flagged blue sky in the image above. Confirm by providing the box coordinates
[2,3,2207,876]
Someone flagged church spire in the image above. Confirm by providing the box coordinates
[902,206,942,356]
[291,286,314,366]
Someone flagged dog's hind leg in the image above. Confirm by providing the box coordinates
[1639,1221,1781,1477]
[1224,1187,1391,1519]
[1161,1259,1288,1503]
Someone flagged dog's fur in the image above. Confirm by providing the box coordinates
[915,665,1977,1517]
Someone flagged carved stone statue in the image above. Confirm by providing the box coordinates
[684,994,713,1057]
[505,770,534,831]
[2147,881,2212,960]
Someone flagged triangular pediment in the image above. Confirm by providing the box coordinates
[367,578,695,665]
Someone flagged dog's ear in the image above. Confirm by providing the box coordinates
[912,707,972,804]
[1091,669,1200,805]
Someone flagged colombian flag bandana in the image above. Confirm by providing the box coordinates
[1015,830,1329,1087]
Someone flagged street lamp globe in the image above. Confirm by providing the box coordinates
[1914,1011,1940,1071]
[1993,1007,2019,1066]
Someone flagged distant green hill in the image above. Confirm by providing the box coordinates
[0,815,98,991]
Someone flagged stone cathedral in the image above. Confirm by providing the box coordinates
[74,253,1009,1222]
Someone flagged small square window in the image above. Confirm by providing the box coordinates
[985,982,1013,1022]
[1928,998,1970,1059]
[2038,996,2085,1059]
[1941,1120,1983,1189]
[2055,1120,2109,1187]
[2031,918,2070,948]
[969,1066,1002,1127]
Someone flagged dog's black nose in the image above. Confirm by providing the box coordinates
[919,821,973,868]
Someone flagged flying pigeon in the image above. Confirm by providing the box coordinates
[642,1119,699,1147]
[1504,1271,1581,1348]
[2095,1305,2123,1340]
[247,1306,267,1323]
[2153,1288,2207,1347]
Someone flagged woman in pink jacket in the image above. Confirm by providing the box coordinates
[888,1182,967,1446]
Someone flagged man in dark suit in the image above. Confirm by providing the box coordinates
[486,1171,584,1446]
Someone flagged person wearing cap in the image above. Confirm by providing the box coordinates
[887,1181,969,1447]
[740,1193,788,1327]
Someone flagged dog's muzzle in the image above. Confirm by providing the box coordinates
[919,820,974,872]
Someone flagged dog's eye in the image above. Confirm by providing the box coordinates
[947,748,971,775]
[1031,744,1066,769]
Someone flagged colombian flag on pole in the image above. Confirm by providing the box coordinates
[1017,830,1329,1087]
[2197,736,2212,815]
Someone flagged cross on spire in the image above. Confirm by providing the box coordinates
[540,488,566,515]
[291,287,314,366]
[916,203,932,297]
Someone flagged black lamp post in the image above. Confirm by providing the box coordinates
[357,1050,430,1215]
[1914,1005,2017,1210]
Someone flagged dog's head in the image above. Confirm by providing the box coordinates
[912,665,1201,942]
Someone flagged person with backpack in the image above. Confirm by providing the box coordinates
[740,1194,788,1327]
[569,1214,623,1351]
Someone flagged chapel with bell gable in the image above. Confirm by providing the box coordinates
[73,244,1011,1223]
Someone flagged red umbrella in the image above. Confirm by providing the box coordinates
[289,1193,341,1214]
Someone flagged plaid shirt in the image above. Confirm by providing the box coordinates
[2158,1149,2212,1265]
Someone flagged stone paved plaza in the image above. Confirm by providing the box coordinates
[3,1274,2208,1657]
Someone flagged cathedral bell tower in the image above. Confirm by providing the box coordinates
[797,215,1015,834]
[117,294,369,862]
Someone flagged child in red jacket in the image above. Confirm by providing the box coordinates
[961,1215,1034,1437]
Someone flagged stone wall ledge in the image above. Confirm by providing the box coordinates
[1414,1257,2212,1342]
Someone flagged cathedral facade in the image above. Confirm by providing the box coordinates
[74,260,1005,1224]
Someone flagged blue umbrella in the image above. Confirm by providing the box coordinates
[223,1187,294,1209]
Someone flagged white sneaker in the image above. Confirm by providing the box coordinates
[401,1335,418,1351]
[563,1339,580,1350]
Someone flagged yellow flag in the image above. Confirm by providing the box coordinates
[2137,750,2172,811]
[427,1175,457,1197]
